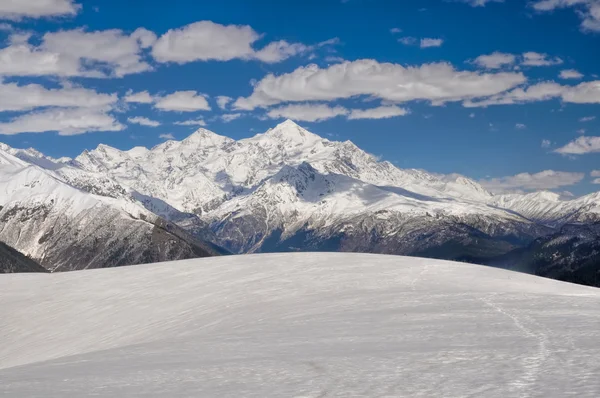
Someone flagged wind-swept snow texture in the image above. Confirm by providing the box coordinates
[1,253,599,397]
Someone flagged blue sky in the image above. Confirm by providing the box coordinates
[0,0,599,195]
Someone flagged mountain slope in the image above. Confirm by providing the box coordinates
[1,253,599,397]
[0,241,48,273]
[477,223,600,287]
[0,149,221,272]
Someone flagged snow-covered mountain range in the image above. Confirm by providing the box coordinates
[1,120,598,280]
[0,148,222,272]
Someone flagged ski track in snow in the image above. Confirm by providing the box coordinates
[1,253,600,397]
[479,294,550,397]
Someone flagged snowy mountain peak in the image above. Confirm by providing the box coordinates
[181,128,233,147]
[262,119,324,145]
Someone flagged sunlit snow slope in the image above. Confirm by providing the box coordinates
[1,253,599,397]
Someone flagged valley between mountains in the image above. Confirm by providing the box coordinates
[1,120,599,286]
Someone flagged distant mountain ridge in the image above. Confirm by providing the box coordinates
[1,120,598,285]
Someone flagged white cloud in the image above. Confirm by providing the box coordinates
[580,116,596,122]
[479,170,584,193]
[216,95,233,110]
[0,81,117,112]
[253,40,309,63]
[9,31,33,45]
[220,113,242,122]
[591,170,600,177]
[469,113,476,118]
[464,80,600,107]
[325,56,345,63]
[41,28,154,77]
[541,139,552,148]
[234,60,526,110]
[154,91,211,112]
[266,104,349,122]
[561,81,600,103]
[159,133,175,140]
[127,116,160,127]
[516,123,527,129]
[460,0,505,6]
[0,107,124,136]
[472,52,516,69]
[0,42,86,77]
[0,0,80,20]
[560,69,584,79]
[390,28,402,33]
[577,128,586,134]
[532,0,600,32]
[554,136,600,154]
[0,27,155,78]
[420,38,443,48]
[398,37,417,45]
[124,90,154,104]
[347,105,409,119]
[521,51,563,66]
[151,21,308,64]
[174,119,207,126]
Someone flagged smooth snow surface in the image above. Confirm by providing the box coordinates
[1,253,599,397]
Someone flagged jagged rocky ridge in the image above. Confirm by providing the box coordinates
[1,120,598,284]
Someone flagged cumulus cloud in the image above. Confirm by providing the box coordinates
[220,113,242,122]
[560,69,584,79]
[390,28,402,33]
[479,170,585,193]
[420,38,443,48]
[591,170,600,177]
[0,28,155,78]
[124,90,154,104]
[472,52,516,69]
[151,21,309,64]
[554,136,600,154]
[41,28,154,77]
[347,105,409,119]
[233,60,526,110]
[0,81,117,112]
[266,104,349,122]
[0,41,86,77]
[516,123,526,129]
[159,133,175,140]
[0,107,124,135]
[253,40,309,63]
[464,80,600,107]
[0,0,80,20]
[154,91,211,112]
[174,119,207,126]
[579,116,596,122]
[127,116,160,127]
[532,0,600,32]
[216,95,233,110]
[521,51,563,66]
